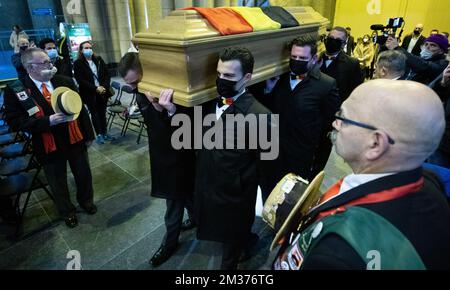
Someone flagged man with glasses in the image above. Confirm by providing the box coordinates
[4,48,96,228]
[273,79,450,269]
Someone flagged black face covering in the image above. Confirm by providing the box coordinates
[216,77,242,99]
[325,38,343,54]
[413,29,421,36]
[290,59,309,76]
[20,46,28,51]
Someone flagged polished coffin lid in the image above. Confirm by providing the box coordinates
[134,7,329,107]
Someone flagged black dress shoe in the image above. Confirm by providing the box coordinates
[149,244,177,267]
[80,204,97,215]
[65,215,78,228]
[180,219,196,231]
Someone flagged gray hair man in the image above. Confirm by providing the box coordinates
[375,50,407,80]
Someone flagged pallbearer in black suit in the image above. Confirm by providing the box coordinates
[118,53,196,267]
[4,48,96,228]
[194,47,272,270]
[263,35,339,188]
[312,26,364,178]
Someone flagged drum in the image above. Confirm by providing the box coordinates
[262,171,324,250]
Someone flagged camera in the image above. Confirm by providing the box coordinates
[370,17,405,46]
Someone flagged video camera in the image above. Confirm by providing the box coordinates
[370,17,405,46]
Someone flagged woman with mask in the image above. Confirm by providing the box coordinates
[74,41,114,144]
[354,34,375,79]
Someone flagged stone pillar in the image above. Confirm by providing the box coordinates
[215,0,231,7]
[133,0,149,32]
[174,0,193,9]
[84,0,111,61]
[194,0,215,7]
[114,0,134,58]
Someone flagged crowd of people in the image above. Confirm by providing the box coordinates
[2,21,450,270]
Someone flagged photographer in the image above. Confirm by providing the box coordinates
[385,34,449,85]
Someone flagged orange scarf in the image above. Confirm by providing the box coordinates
[36,86,84,154]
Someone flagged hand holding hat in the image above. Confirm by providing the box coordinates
[51,87,83,122]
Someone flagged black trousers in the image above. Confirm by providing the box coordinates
[87,96,108,136]
[162,197,194,248]
[311,133,333,179]
[221,241,244,270]
[42,150,94,218]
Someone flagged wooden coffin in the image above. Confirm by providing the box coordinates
[133,7,329,107]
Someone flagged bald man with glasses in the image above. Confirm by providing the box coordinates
[273,79,450,270]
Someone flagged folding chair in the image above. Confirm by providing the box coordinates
[107,84,136,130]
[0,167,53,236]
[107,81,122,107]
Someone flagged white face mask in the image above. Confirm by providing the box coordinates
[41,66,58,80]
[420,47,434,60]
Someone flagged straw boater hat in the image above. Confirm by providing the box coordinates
[262,171,324,251]
[51,87,82,121]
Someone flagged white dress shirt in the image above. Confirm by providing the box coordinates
[87,60,100,87]
[29,75,54,96]
[407,36,420,53]
[290,75,303,90]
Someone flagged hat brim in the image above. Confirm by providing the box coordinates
[270,171,324,251]
[51,86,81,121]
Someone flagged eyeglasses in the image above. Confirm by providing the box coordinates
[334,111,395,145]
[28,60,52,66]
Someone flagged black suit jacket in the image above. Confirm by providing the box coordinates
[345,35,355,56]
[195,92,272,243]
[4,75,95,164]
[320,51,364,101]
[270,66,340,180]
[401,34,426,56]
[135,92,196,200]
[73,55,111,106]
[54,56,73,78]
[301,168,450,270]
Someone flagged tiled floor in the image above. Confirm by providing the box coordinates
[0,82,352,270]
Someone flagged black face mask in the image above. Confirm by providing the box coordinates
[216,77,243,99]
[413,29,421,35]
[290,59,310,75]
[20,46,28,51]
[325,38,343,54]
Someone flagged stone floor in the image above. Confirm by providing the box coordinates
[0,81,352,270]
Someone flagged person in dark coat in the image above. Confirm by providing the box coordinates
[275,80,450,270]
[11,37,30,82]
[311,26,364,179]
[195,47,272,270]
[118,53,196,267]
[344,27,355,56]
[401,23,426,56]
[263,35,340,187]
[386,34,449,85]
[3,48,96,228]
[429,63,450,167]
[39,38,73,78]
[73,41,114,144]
